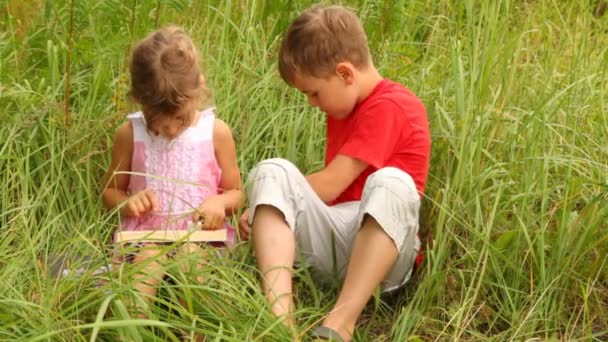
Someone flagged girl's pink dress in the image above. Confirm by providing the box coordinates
[119,108,235,244]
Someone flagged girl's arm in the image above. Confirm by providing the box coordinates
[212,118,243,215]
[194,118,243,229]
[101,122,158,217]
[101,121,133,210]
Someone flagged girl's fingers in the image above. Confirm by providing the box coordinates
[192,212,201,222]
[128,201,140,217]
[211,217,222,229]
[203,216,214,230]
[139,194,151,211]
[145,191,160,211]
[124,191,158,217]
[201,214,221,230]
[136,199,146,214]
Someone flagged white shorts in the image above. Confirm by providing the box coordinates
[246,158,421,291]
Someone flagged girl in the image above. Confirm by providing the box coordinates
[101,26,243,317]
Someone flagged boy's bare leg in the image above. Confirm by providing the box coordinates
[131,243,167,318]
[323,215,398,340]
[252,204,296,325]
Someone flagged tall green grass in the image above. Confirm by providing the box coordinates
[1,0,606,340]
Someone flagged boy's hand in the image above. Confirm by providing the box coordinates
[122,190,159,217]
[238,208,251,240]
[194,197,226,230]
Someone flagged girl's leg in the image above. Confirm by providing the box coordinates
[174,242,208,308]
[175,242,208,283]
[174,243,208,342]
[130,243,168,318]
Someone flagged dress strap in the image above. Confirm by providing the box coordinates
[126,112,148,142]
[194,107,216,140]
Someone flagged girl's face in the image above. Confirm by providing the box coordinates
[148,109,195,140]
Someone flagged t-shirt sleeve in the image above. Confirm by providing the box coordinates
[339,101,409,169]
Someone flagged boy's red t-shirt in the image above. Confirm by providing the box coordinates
[326,79,430,204]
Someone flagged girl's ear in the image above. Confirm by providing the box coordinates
[335,63,354,84]
[199,74,213,105]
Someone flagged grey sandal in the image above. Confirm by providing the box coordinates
[45,253,112,287]
[311,326,345,342]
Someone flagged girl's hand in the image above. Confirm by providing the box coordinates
[122,190,159,217]
[238,208,251,241]
[194,197,226,230]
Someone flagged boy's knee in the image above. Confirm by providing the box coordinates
[360,167,420,247]
[245,159,304,227]
[248,158,299,181]
[246,158,304,200]
[365,167,418,201]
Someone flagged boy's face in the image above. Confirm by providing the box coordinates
[292,71,358,120]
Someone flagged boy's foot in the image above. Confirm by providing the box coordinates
[180,330,205,342]
[311,326,345,342]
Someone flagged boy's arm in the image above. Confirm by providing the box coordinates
[306,154,367,203]
[212,118,243,215]
[101,122,133,211]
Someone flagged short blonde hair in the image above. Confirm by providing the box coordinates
[278,5,372,84]
[129,26,210,128]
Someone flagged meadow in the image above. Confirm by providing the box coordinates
[0,0,607,340]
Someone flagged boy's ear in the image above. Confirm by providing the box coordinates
[335,63,354,84]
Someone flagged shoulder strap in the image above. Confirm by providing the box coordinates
[195,107,216,140]
[126,112,148,142]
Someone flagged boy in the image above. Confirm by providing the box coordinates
[239,4,430,341]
